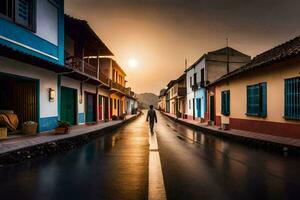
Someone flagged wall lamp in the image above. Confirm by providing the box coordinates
[49,88,55,102]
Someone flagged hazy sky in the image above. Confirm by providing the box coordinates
[65,0,300,94]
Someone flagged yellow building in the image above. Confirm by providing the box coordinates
[207,36,300,139]
[99,58,127,118]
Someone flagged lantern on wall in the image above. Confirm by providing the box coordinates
[49,88,55,102]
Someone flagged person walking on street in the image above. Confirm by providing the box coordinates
[146,105,157,133]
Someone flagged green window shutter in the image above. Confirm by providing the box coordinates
[227,91,230,115]
[260,82,267,117]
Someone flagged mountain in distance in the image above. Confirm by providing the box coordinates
[136,93,159,109]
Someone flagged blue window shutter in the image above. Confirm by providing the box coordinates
[221,90,230,116]
[284,77,300,120]
[260,82,267,117]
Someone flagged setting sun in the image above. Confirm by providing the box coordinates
[128,58,138,68]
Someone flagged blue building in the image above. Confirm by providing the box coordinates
[0,0,65,133]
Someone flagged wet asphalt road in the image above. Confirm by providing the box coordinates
[156,112,300,200]
[0,111,299,200]
[0,115,149,200]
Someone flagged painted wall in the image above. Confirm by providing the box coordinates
[110,93,125,116]
[61,76,84,124]
[170,98,176,115]
[186,92,194,117]
[206,53,250,84]
[0,0,64,64]
[195,88,206,118]
[214,59,300,137]
[0,56,58,131]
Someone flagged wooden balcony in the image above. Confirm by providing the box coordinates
[109,80,127,94]
[178,87,187,96]
[65,56,109,86]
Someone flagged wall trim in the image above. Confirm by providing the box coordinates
[0,35,58,60]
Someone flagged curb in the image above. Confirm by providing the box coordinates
[0,112,142,167]
[161,112,300,155]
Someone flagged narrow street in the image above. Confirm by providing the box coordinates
[0,111,300,200]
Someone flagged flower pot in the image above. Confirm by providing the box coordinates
[55,127,70,134]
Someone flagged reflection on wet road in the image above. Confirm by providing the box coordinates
[0,111,299,200]
[156,112,300,200]
[0,115,149,200]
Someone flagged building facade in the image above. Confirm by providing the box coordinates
[158,89,167,111]
[185,47,251,121]
[0,0,65,132]
[0,2,136,136]
[207,36,300,139]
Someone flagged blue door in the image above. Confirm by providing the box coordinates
[196,98,201,117]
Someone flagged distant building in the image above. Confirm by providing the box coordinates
[158,89,167,111]
[207,36,300,138]
[185,47,251,121]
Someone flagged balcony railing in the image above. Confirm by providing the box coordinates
[178,87,187,96]
[110,80,127,94]
[65,56,110,85]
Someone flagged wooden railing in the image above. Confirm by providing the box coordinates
[178,87,187,96]
[65,56,110,85]
[110,80,127,94]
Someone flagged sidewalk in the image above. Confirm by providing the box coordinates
[0,114,139,166]
[162,112,300,151]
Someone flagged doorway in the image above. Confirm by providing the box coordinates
[85,92,96,123]
[0,73,38,132]
[61,87,77,125]
[210,96,215,121]
[192,98,195,120]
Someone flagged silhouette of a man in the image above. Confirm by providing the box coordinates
[146,105,157,133]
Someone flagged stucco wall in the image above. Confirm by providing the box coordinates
[215,60,300,124]
[0,56,58,131]
[0,56,58,118]
[206,53,250,84]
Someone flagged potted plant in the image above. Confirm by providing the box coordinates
[111,115,118,121]
[176,110,181,119]
[55,121,71,134]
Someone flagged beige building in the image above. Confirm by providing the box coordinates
[165,74,187,117]
[158,89,167,111]
[207,36,300,139]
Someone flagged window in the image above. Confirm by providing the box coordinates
[221,90,230,116]
[285,77,300,120]
[112,69,115,81]
[0,0,13,19]
[193,73,197,85]
[247,82,267,117]
[201,68,204,83]
[189,99,191,109]
[0,0,35,31]
[190,76,192,88]
[114,99,116,109]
